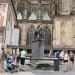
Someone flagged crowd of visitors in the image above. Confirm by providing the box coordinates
[54,50,74,72]
[0,48,27,73]
[0,47,75,73]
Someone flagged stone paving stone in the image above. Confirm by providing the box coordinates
[0,59,75,75]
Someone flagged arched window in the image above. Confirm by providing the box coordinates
[28,6,38,20]
[44,26,51,46]
[26,25,35,45]
[42,6,51,20]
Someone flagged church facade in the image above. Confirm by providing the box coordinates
[13,0,75,50]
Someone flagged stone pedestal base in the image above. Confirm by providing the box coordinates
[31,39,44,64]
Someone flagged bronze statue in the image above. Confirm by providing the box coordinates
[34,25,44,39]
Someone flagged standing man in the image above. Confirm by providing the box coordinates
[20,49,27,71]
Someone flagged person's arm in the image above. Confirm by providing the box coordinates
[49,49,53,57]
[24,51,27,57]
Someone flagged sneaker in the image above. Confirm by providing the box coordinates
[64,69,67,72]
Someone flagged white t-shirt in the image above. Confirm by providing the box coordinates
[60,51,64,59]
[64,54,69,60]
[20,50,27,58]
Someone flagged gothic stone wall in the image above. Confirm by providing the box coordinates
[53,15,75,48]
[18,22,52,48]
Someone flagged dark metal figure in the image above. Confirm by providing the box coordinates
[34,25,44,39]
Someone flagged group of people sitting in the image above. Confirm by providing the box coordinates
[3,53,17,72]
[0,49,27,73]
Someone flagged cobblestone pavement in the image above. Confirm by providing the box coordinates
[0,60,75,75]
[0,69,75,75]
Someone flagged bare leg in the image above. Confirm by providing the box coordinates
[64,62,68,71]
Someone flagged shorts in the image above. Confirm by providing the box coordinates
[70,57,74,63]
[63,60,68,63]
[20,58,25,65]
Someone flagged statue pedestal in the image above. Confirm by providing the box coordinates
[31,39,44,64]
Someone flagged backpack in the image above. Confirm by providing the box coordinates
[55,51,60,58]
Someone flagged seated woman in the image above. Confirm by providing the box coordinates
[7,57,13,71]
[6,56,17,72]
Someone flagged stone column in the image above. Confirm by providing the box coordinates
[18,22,27,48]
[31,39,44,64]
[53,18,61,47]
